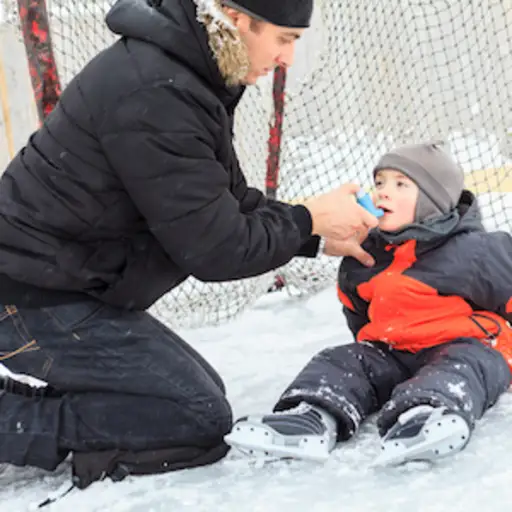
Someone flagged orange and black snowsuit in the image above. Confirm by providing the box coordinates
[273,191,512,439]
[338,190,512,368]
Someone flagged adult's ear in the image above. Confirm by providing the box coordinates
[222,5,252,33]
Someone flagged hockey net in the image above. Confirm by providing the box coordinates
[2,0,512,328]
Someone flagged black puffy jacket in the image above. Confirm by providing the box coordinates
[0,0,316,310]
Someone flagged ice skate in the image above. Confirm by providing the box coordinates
[374,405,471,467]
[224,402,337,462]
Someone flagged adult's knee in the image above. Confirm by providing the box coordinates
[188,391,233,443]
[61,390,233,454]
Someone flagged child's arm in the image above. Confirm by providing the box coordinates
[471,232,512,322]
[342,304,369,337]
[337,280,370,339]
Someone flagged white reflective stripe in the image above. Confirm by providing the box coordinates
[0,362,48,388]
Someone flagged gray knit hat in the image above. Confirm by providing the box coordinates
[222,0,313,28]
[373,141,464,222]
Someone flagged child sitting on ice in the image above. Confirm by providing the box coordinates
[224,141,512,466]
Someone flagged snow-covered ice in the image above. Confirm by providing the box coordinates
[2,286,512,511]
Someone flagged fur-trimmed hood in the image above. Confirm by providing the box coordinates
[106,0,249,101]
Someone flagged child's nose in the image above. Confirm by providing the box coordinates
[377,188,390,199]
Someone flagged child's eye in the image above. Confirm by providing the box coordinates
[374,179,383,188]
[397,180,408,187]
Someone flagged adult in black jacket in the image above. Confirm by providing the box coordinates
[0,0,378,487]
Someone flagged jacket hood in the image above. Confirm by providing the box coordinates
[106,0,245,108]
[368,190,484,250]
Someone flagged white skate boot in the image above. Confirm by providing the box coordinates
[224,402,337,462]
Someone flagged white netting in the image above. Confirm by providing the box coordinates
[275,0,512,295]
[2,0,511,328]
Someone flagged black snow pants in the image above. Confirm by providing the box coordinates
[274,339,511,440]
[0,300,232,488]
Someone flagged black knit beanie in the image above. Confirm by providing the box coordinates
[222,0,313,28]
[373,141,464,222]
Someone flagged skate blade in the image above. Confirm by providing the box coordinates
[230,445,292,467]
[373,412,470,467]
[224,422,330,462]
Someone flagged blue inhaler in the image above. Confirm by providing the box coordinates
[356,189,384,218]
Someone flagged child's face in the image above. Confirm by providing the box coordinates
[373,169,419,231]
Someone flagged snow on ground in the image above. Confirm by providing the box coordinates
[2,286,512,512]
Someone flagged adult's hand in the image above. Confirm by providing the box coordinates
[323,237,375,267]
[303,183,379,240]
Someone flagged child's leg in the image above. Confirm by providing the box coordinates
[375,338,511,465]
[274,342,415,439]
[225,342,412,460]
[379,338,511,434]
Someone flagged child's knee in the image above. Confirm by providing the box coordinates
[313,342,370,367]
[443,338,512,395]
